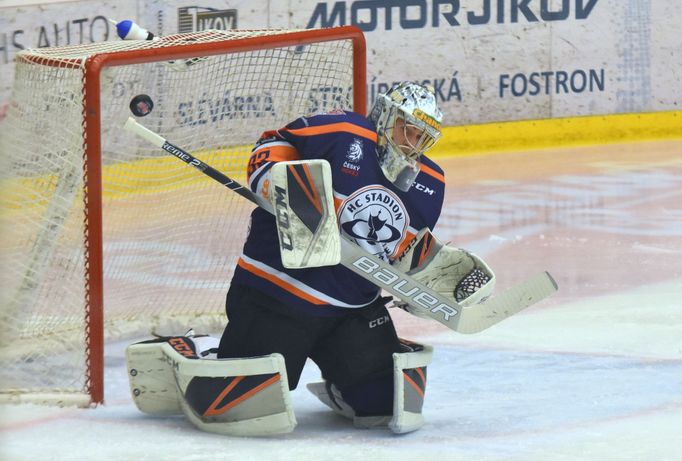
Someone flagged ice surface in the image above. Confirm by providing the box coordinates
[2,141,681,461]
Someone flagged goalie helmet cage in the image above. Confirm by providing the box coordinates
[0,26,366,406]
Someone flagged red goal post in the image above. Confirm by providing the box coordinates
[0,26,366,406]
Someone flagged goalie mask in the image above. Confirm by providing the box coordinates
[369,82,443,192]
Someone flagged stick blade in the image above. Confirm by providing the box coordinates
[123,117,165,147]
[455,271,558,334]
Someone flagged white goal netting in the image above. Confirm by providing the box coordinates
[0,28,359,405]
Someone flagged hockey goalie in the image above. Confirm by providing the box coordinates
[126,82,548,436]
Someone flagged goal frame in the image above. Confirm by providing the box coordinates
[21,26,366,406]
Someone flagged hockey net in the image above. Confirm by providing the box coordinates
[0,27,365,406]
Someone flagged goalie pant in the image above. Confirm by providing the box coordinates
[126,333,432,435]
[219,283,404,419]
[231,110,446,318]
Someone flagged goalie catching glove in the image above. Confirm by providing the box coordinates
[392,228,495,318]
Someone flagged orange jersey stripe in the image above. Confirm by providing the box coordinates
[284,122,378,143]
[237,258,327,305]
[247,144,299,180]
[263,145,299,162]
[419,163,445,183]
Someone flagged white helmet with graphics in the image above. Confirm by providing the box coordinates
[369,82,443,191]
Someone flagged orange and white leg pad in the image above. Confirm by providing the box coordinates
[307,342,433,434]
[389,343,433,433]
[126,335,296,436]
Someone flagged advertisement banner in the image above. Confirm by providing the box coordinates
[139,1,255,37]
[284,0,680,124]
[0,1,138,115]
[1,0,680,126]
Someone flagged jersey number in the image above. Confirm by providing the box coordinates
[247,149,270,177]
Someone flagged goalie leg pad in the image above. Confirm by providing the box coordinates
[126,334,217,415]
[306,340,433,434]
[127,335,296,436]
[173,350,296,436]
[389,342,433,434]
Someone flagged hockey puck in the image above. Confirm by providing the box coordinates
[129,94,154,117]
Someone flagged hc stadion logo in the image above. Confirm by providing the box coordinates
[339,186,409,259]
[178,6,238,32]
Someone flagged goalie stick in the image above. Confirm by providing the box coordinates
[123,117,557,333]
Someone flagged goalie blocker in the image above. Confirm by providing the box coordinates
[126,333,296,436]
[269,160,340,269]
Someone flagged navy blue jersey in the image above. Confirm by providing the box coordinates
[231,110,445,317]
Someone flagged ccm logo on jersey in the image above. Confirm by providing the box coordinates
[352,256,459,321]
[369,314,391,328]
[413,182,435,195]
